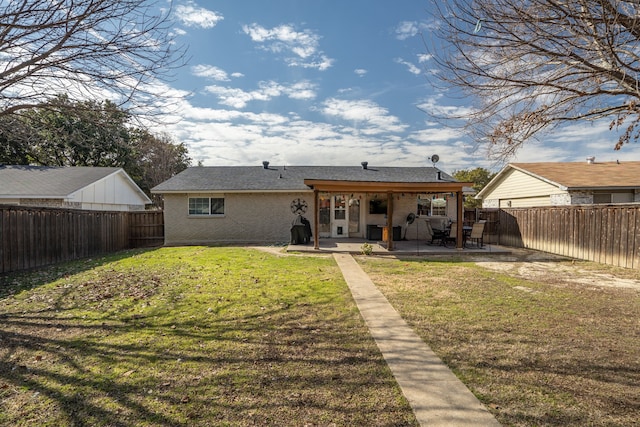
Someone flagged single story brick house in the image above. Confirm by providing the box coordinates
[476,160,640,208]
[0,165,151,211]
[152,161,472,249]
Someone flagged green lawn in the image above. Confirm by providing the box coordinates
[4,247,637,426]
[357,256,640,427]
[0,247,417,426]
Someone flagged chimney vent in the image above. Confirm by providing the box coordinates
[437,171,442,180]
[262,161,270,169]
[586,156,595,164]
[361,161,368,170]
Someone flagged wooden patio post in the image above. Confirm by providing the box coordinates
[456,190,463,249]
[387,191,394,251]
[313,189,319,250]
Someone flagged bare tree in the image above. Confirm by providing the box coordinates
[0,0,186,118]
[427,0,640,159]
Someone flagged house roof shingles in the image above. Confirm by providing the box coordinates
[510,161,640,189]
[152,165,456,193]
[0,165,122,198]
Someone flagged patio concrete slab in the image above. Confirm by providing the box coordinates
[288,238,511,256]
[333,253,501,427]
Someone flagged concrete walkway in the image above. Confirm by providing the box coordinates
[333,253,501,427]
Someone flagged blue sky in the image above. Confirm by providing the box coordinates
[152,0,640,173]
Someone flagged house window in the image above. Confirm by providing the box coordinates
[417,198,430,216]
[188,197,225,215]
[334,195,346,220]
[417,197,446,216]
[431,199,446,216]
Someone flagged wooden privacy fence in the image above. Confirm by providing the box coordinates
[496,205,640,269]
[0,206,164,274]
[129,211,165,248]
[464,208,500,244]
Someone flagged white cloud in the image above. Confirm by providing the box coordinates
[546,120,611,143]
[394,20,436,40]
[148,91,497,169]
[320,98,407,134]
[175,2,223,29]
[242,23,334,70]
[417,95,476,118]
[395,21,420,40]
[287,54,334,71]
[192,64,230,81]
[242,23,317,57]
[395,58,421,75]
[417,53,432,63]
[287,81,317,100]
[409,127,463,143]
[204,80,317,108]
[354,69,368,77]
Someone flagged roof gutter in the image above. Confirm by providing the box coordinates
[0,195,67,199]
[563,186,640,191]
[152,189,315,194]
[303,179,472,192]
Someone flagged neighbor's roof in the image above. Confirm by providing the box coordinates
[152,165,460,193]
[0,165,149,201]
[477,161,640,198]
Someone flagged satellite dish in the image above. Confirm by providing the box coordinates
[430,154,440,164]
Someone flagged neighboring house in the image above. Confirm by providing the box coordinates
[476,160,640,208]
[151,161,471,248]
[0,165,151,211]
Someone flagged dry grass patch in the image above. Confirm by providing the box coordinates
[0,247,417,427]
[357,255,640,427]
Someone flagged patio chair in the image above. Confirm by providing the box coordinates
[425,219,447,245]
[467,222,485,248]
[443,222,457,248]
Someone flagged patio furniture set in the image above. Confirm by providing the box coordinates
[425,218,486,249]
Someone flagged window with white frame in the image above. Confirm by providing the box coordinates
[188,197,225,216]
[417,197,446,216]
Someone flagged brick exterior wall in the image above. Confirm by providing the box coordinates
[18,198,65,208]
[482,199,499,209]
[13,198,145,211]
[567,191,593,205]
[163,192,316,245]
[163,192,462,245]
[550,193,572,205]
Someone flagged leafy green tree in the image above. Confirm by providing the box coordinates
[453,167,496,208]
[132,130,191,207]
[23,95,134,168]
[0,95,190,207]
[0,115,32,164]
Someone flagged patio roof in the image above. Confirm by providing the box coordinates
[303,178,470,193]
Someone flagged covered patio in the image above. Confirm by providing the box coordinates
[304,177,473,251]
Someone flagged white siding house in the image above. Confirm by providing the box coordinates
[0,166,151,211]
[477,161,640,208]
